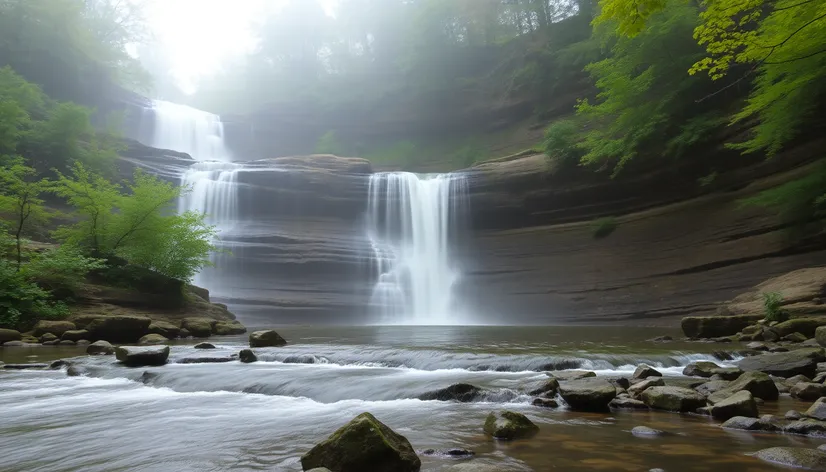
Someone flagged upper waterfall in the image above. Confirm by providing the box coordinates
[366,172,468,325]
[148,100,233,162]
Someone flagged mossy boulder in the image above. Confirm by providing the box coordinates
[87,340,115,355]
[213,321,247,336]
[708,371,778,403]
[641,386,707,412]
[768,318,826,339]
[181,318,215,338]
[249,330,287,348]
[721,416,780,432]
[61,330,90,342]
[738,347,825,378]
[558,378,617,411]
[710,390,758,420]
[483,411,539,440]
[816,326,826,348]
[681,315,763,339]
[300,412,420,472]
[791,382,826,401]
[86,316,152,343]
[632,364,662,380]
[115,345,170,367]
[528,378,560,396]
[784,419,826,436]
[754,447,826,469]
[0,329,22,343]
[39,332,58,343]
[138,333,169,345]
[239,349,257,363]
[32,320,76,337]
[628,378,665,398]
[147,321,181,339]
[805,397,826,420]
[419,384,484,402]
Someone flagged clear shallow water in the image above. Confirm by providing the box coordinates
[1,326,823,471]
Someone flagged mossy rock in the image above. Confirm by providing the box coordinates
[213,321,247,336]
[181,318,215,338]
[708,371,778,403]
[483,411,539,440]
[148,321,181,339]
[300,412,421,472]
[249,330,287,347]
[0,329,22,343]
[138,333,170,345]
[754,447,826,469]
[32,320,76,337]
[640,386,706,412]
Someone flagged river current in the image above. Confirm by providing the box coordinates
[1,326,822,471]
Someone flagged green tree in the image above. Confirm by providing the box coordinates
[0,159,54,269]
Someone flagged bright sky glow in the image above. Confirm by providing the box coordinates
[144,0,337,94]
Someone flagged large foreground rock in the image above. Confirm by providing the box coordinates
[483,411,539,440]
[558,378,617,411]
[32,320,76,337]
[419,384,484,402]
[738,347,825,378]
[300,412,420,472]
[710,390,758,420]
[641,387,706,412]
[0,329,22,343]
[115,346,170,367]
[708,371,779,403]
[86,316,152,343]
[681,315,762,339]
[754,447,826,469]
[249,330,287,348]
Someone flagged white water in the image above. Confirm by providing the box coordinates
[366,172,468,325]
[147,100,240,288]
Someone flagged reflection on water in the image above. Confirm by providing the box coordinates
[0,326,822,471]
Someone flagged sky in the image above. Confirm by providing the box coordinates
[143,0,338,94]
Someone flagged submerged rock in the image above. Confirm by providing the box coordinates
[532,398,558,408]
[631,426,667,437]
[32,320,76,337]
[177,357,233,364]
[738,347,825,378]
[86,340,115,355]
[0,328,21,343]
[194,342,216,349]
[720,416,779,432]
[483,411,539,440]
[710,390,758,420]
[419,384,484,402]
[300,412,420,472]
[138,333,169,345]
[708,371,778,404]
[559,378,617,412]
[66,365,87,377]
[785,419,826,437]
[633,364,662,380]
[239,349,258,363]
[3,363,49,369]
[420,449,475,458]
[641,387,706,412]
[754,447,826,469]
[115,346,170,367]
[249,330,287,348]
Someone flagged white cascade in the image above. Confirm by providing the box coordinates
[147,100,240,288]
[366,172,468,325]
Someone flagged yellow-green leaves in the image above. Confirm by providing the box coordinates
[594,0,669,37]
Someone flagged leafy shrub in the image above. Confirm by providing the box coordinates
[542,119,583,164]
[591,216,618,239]
[762,292,788,323]
[23,245,106,294]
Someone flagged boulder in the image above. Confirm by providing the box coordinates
[300,412,420,472]
[61,330,90,342]
[194,342,216,349]
[609,397,648,410]
[147,321,181,339]
[814,372,826,383]
[419,384,484,402]
[32,320,76,337]
[532,398,558,408]
[710,390,758,420]
[38,333,58,343]
[817,326,826,347]
[754,447,826,470]
[805,397,826,420]
[631,426,667,437]
[42,340,59,346]
[784,374,812,386]
[212,321,247,335]
[769,318,826,339]
[115,346,170,367]
[783,332,808,343]
[708,371,779,403]
[86,340,115,355]
[632,364,662,380]
[641,387,707,412]
[528,378,560,396]
[138,334,169,345]
[786,410,804,420]
[77,340,90,346]
[738,348,825,378]
[709,368,743,381]
[249,330,287,348]
[0,328,22,343]
[695,380,731,397]
[58,340,76,346]
[747,341,769,351]
[559,378,617,412]
[86,316,152,343]
[483,411,539,440]
[3,340,25,347]
[720,416,779,432]
[239,349,257,363]
[21,335,38,343]
[785,419,826,437]
[682,361,721,378]
[181,318,215,338]
[548,370,595,381]
[791,382,826,401]
[66,365,86,377]
[681,315,763,339]
[628,378,665,398]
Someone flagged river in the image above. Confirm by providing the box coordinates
[0,326,821,471]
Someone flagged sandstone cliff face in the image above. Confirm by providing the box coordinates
[459,142,826,324]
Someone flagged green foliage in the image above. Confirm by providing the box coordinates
[22,245,106,294]
[315,130,344,155]
[0,257,69,328]
[542,119,583,164]
[739,162,826,225]
[52,164,218,281]
[762,291,788,323]
[591,216,618,239]
[698,171,718,187]
[0,158,55,268]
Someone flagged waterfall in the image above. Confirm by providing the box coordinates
[366,172,468,325]
[146,100,240,289]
